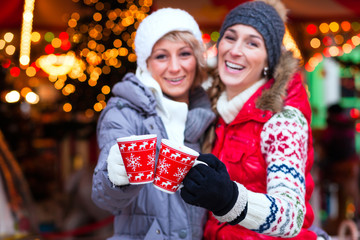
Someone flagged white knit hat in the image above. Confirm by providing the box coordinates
[135,8,203,71]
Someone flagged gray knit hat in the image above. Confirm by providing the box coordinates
[218,1,285,77]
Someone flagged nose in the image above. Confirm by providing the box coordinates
[168,56,181,73]
[230,41,244,57]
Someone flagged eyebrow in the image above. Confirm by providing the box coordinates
[226,28,263,40]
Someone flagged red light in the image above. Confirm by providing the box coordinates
[45,44,55,54]
[59,32,69,40]
[356,123,360,133]
[323,47,331,58]
[2,59,11,68]
[350,108,360,119]
[10,67,20,77]
[341,21,351,32]
[202,33,211,44]
[322,36,332,46]
[306,24,317,35]
[60,40,71,51]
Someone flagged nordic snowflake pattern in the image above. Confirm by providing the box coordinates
[147,153,155,166]
[174,167,189,182]
[158,159,170,175]
[125,153,142,171]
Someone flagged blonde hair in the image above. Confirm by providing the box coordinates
[159,31,207,89]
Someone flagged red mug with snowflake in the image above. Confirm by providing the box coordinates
[117,134,157,184]
[153,139,201,194]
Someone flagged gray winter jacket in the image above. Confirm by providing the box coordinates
[92,73,216,240]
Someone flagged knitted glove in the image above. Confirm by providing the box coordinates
[107,144,130,186]
[181,153,239,217]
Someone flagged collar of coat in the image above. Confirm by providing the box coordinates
[255,49,299,113]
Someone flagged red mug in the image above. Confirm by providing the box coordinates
[117,134,157,184]
[153,139,201,194]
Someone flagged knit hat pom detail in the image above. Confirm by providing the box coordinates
[255,0,288,23]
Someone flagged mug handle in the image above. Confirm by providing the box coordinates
[178,160,208,189]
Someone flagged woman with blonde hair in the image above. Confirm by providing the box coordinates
[91,8,215,240]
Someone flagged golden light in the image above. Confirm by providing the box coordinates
[128,53,137,62]
[25,91,39,104]
[94,102,103,112]
[308,57,320,68]
[102,65,111,74]
[31,31,41,42]
[329,46,340,56]
[21,87,32,97]
[334,35,344,45]
[342,43,353,54]
[310,38,321,48]
[68,18,77,28]
[78,74,87,82]
[352,36,360,46]
[90,71,100,81]
[54,79,65,90]
[88,79,97,87]
[48,75,57,82]
[113,39,122,48]
[4,32,14,42]
[63,103,72,112]
[51,38,62,48]
[97,93,105,101]
[5,45,16,55]
[93,12,102,21]
[329,22,340,32]
[71,12,80,21]
[63,84,76,95]
[96,44,105,53]
[38,51,78,76]
[5,90,20,103]
[85,109,94,118]
[319,23,329,33]
[0,40,5,49]
[20,0,36,67]
[95,2,104,11]
[86,51,102,65]
[101,85,111,95]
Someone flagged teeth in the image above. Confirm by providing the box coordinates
[226,61,243,70]
[166,77,183,82]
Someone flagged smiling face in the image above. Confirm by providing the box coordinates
[147,38,197,103]
[217,24,268,100]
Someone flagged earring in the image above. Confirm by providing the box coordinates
[263,67,269,77]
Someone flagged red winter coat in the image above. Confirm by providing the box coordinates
[204,53,316,239]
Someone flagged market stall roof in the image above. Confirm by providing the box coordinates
[153,0,360,28]
[0,0,359,30]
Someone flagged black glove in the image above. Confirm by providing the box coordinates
[180,153,238,217]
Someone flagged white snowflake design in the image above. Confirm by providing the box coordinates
[147,153,155,166]
[125,153,142,171]
[158,159,170,175]
[174,167,188,182]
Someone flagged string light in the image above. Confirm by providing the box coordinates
[305,21,360,72]
[19,0,36,67]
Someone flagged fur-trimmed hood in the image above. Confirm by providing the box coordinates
[256,49,299,113]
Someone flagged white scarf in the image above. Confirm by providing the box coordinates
[217,79,266,124]
[136,68,188,145]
